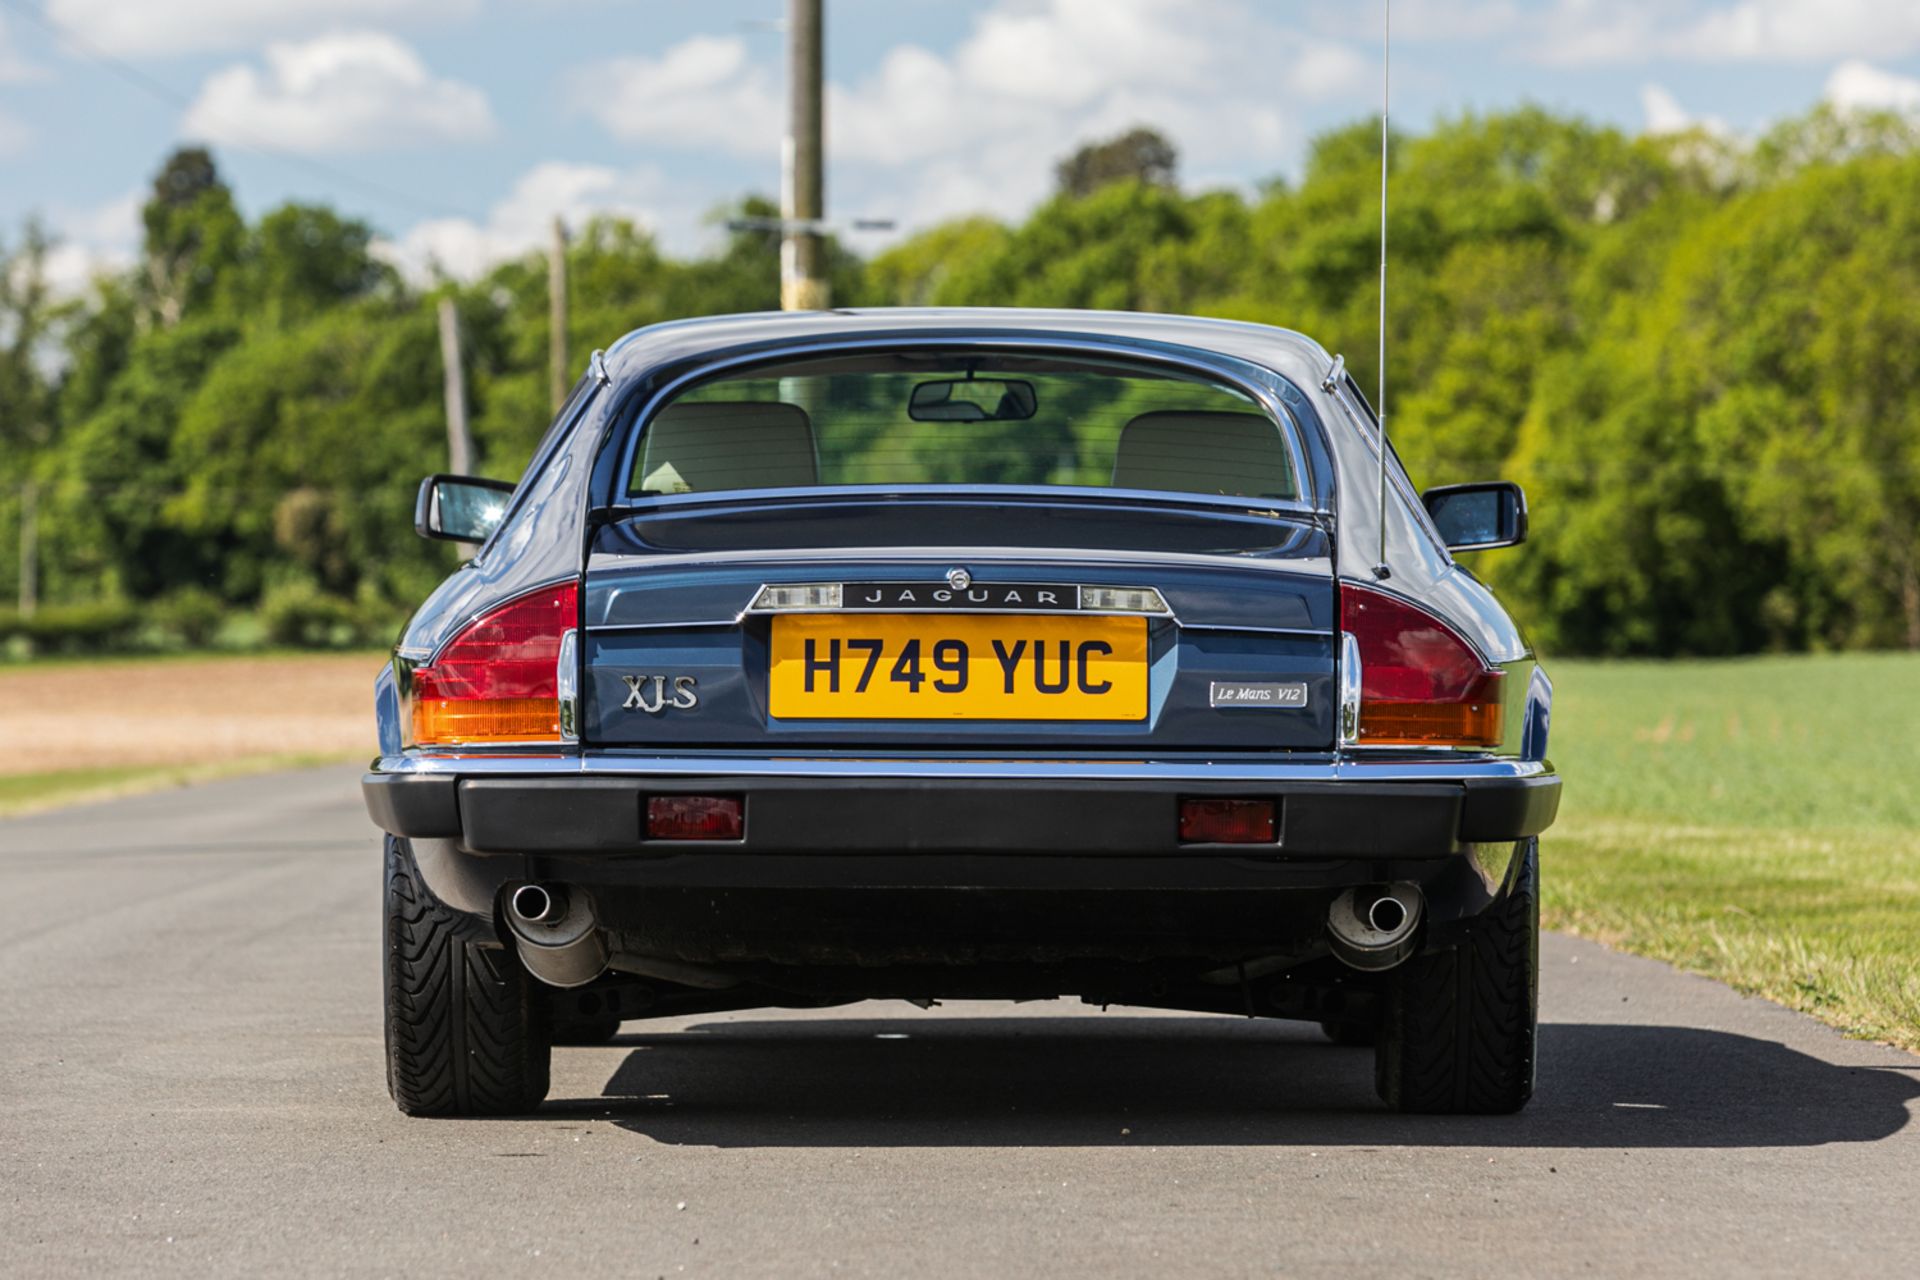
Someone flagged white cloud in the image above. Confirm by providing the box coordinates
[1825,60,1920,114]
[44,0,478,58]
[1530,0,1920,66]
[377,161,703,282]
[1640,84,1694,135]
[1307,0,1524,44]
[1639,83,1730,136]
[41,189,143,296]
[575,0,1367,232]
[571,35,782,156]
[1672,1,1920,62]
[181,31,493,153]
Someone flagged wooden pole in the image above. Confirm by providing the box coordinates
[18,481,36,618]
[437,299,476,560]
[437,298,474,476]
[781,0,828,311]
[549,216,570,414]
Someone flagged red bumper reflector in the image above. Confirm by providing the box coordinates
[645,795,744,841]
[1178,798,1277,844]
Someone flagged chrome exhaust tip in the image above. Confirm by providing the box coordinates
[509,882,562,926]
[503,882,608,989]
[1326,882,1424,972]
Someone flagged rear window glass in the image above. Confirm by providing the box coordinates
[626,352,1303,503]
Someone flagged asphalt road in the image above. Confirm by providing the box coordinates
[5,764,1919,1278]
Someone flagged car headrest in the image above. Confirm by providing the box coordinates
[1110,410,1296,500]
[636,401,819,495]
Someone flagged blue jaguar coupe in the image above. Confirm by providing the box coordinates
[362,308,1559,1117]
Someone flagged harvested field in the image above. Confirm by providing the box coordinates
[0,653,382,775]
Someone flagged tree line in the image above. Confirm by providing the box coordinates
[2,104,1918,657]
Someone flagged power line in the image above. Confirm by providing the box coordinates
[0,0,460,222]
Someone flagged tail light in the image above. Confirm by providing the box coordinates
[411,582,577,746]
[1341,584,1504,748]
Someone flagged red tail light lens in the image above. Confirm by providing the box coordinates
[646,795,744,841]
[1341,585,1504,748]
[411,582,576,745]
[1178,798,1277,844]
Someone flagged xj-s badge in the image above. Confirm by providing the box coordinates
[622,674,699,713]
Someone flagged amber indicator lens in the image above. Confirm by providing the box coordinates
[645,795,745,841]
[1178,798,1277,844]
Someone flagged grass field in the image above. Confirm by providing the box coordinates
[1544,653,1920,1051]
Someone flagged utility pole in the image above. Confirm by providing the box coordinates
[548,216,570,413]
[17,482,36,618]
[781,0,828,311]
[437,298,474,475]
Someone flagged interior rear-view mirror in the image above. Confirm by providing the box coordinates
[415,474,515,543]
[908,377,1038,422]
[1422,481,1528,552]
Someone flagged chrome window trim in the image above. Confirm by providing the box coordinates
[604,335,1322,516]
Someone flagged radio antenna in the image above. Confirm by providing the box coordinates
[1373,0,1392,579]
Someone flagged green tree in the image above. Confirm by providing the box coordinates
[140,147,246,328]
[242,204,395,328]
[1055,126,1178,198]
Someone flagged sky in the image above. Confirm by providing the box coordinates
[2,0,1919,291]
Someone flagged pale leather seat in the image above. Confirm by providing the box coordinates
[635,401,819,494]
[1110,410,1296,499]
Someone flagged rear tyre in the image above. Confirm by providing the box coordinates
[1375,840,1538,1115]
[383,836,551,1116]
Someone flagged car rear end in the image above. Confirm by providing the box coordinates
[366,314,1558,1115]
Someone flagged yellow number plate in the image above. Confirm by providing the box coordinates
[769,614,1148,721]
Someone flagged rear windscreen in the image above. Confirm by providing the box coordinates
[626,352,1304,503]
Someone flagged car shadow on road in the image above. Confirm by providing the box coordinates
[564,1016,1920,1149]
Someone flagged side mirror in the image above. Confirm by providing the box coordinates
[415,474,515,543]
[1422,481,1528,552]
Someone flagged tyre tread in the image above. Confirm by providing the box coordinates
[1377,842,1539,1115]
[383,837,550,1116]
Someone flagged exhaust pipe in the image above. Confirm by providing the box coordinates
[1326,882,1424,972]
[504,882,609,989]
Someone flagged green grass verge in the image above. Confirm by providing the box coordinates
[1545,653,1920,1050]
[0,755,360,818]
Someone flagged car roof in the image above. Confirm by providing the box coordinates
[600,307,1336,390]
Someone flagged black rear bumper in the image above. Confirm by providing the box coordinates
[363,762,1558,861]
